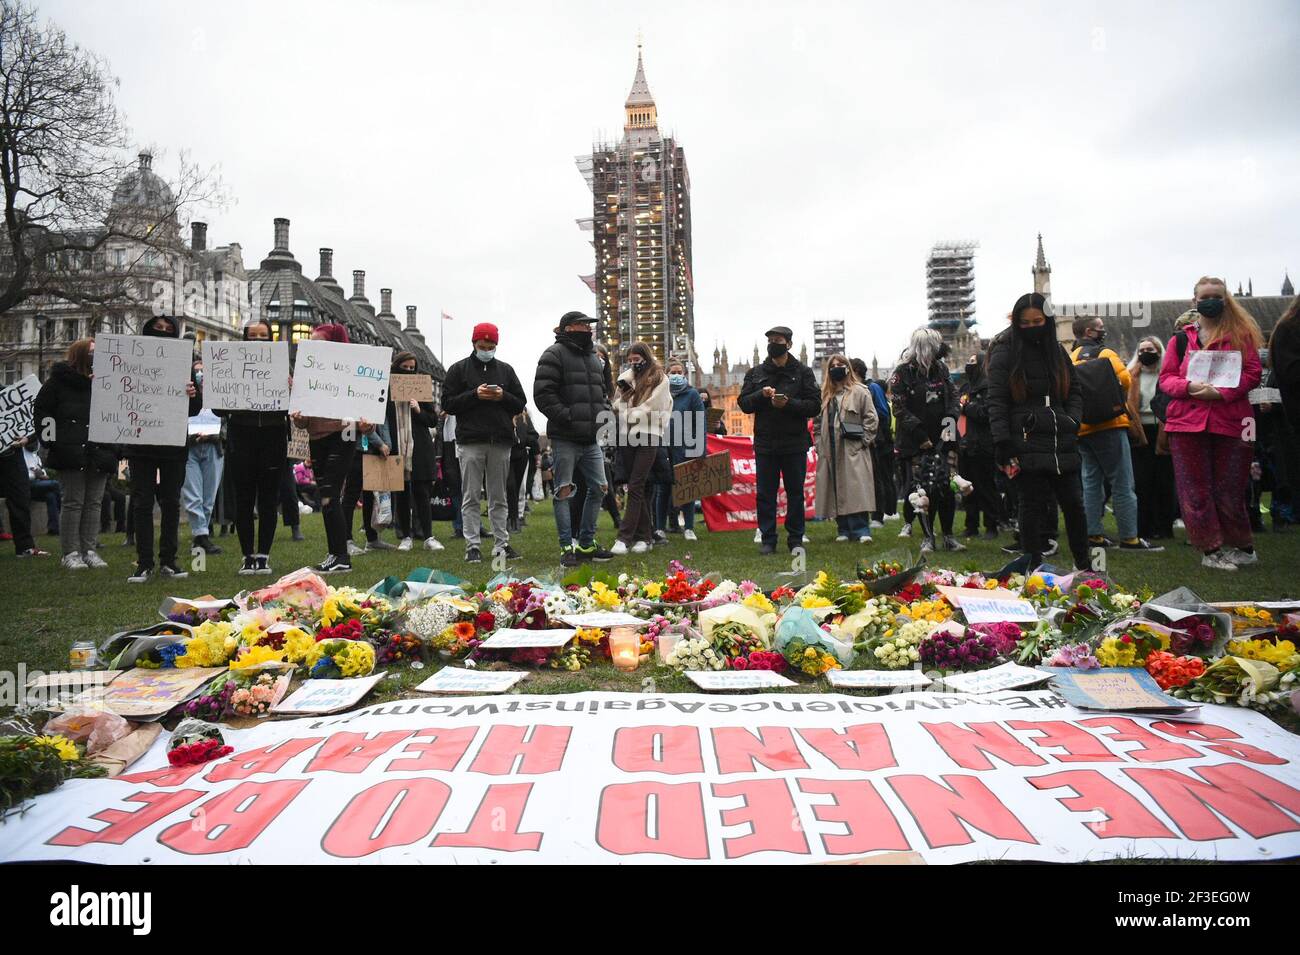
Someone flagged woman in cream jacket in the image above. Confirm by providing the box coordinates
[611,342,673,554]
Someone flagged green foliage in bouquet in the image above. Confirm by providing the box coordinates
[1,735,104,813]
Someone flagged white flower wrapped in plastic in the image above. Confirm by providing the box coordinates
[542,590,575,622]
[832,597,891,643]
[869,618,935,670]
[665,637,725,671]
[404,601,463,642]
[698,602,773,647]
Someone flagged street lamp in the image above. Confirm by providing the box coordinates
[35,312,46,382]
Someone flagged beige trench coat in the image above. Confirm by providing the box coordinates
[814,382,878,518]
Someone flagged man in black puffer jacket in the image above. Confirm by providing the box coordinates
[986,293,1090,571]
[533,311,613,564]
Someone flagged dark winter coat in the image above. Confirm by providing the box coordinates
[32,361,118,473]
[441,354,527,445]
[385,399,440,481]
[736,355,820,455]
[986,331,1084,474]
[959,372,995,457]
[888,360,959,459]
[533,334,611,445]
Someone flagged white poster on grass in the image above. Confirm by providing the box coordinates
[89,334,193,446]
[201,340,291,411]
[288,340,392,420]
[1,691,1298,865]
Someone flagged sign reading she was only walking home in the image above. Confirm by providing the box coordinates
[201,340,290,411]
[289,340,392,420]
[89,334,193,446]
[0,374,39,448]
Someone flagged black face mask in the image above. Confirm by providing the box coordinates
[1138,351,1160,367]
[829,365,848,382]
[965,362,977,376]
[767,342,788,359]
[1091,329,1107,345]
[563,329,593,348]
[1196,298,1225,319]
[630,362,647,376]
[1018,324,1049,345]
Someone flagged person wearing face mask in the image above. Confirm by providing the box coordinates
[1159,277,1263,571]
[441,323,527,563]
[987,293,1091,572]
[1126,336,1176,541]
[534,311,616,566]
[815,355,877,542]
[386,352,444,552]
[738,326,820,555]
[657,358,706,541]
[125,315,202,582]
[610,342,672,555]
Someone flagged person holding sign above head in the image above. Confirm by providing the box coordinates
[125,315,202,583]
[442,322,527,563]
[214,319,291,575]
[289,323,378,575]
[33,338,119,569]
[1159,276,1263,571]
[385,351,443,553]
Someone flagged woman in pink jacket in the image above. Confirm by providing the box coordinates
[1158,276,1263,571]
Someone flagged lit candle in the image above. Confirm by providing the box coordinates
[610,627,640,671]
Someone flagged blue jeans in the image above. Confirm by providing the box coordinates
[1080,427,1137,540]
[836,513,870,538]
[183,442,225,537]
[551,439,607,548]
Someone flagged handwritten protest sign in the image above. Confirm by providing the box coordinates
[939,661,1050,694]
[827,669,932,689]
[415,668,529,694]
[0,374,39,448]
[685,670,795,691]
[288,340,392,420]
[271,675,384,715]
[390,373,433,403]
[1186,349,1242,388]
[75,667,223,720]
[362,453,406,491]
[287,424,311,460]
[558,612,652,629]
[478,629,576,649]
[672,450,733,507]
[89,334,193,446]
[200,340,290,411]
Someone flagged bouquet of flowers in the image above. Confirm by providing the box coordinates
[1095,627,1165,667]
[1169,616,1223,658]
[316,618,365,642]
[226,670,290,717]
[857,559,904,582]
[709,620,764,664]
[1016,618,1067,665]
[248,568,331,612]
[919,627,1006,671]
[1226,636,1299,668]
[318,587,393,635]
[432,621,481,658]
[1144,651,1207,690]
[373,630,425,666]
[305,638,376,679]
[665,637,724,671]
[1046,642,1100,669]
[833,596,892,644]
[166,719,233,767]
[1174,655,1297,711]
[181,679,236,722]
[173,620,238,668]
[782,637,842,677]
[1,733,101,811]
[404,600,464,646]
[549,644,594,672]
[966,622,1022,656]
[728,649,787,672]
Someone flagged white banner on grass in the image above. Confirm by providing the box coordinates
[288,340,391,420]
[201,340,291,411]
[1,691,1298,865]
[89,334,193,446]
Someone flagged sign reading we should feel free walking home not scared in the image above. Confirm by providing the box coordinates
[89,334,194,446]
[288,340,393,420]
[201,340,291,412]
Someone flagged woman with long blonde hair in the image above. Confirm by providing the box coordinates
[610,342,671,555]
[1158,276,1263,570]
[815,354,878,542]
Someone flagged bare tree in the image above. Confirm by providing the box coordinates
[0,0,223,317]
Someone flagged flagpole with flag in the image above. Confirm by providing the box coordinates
[440,309,454,368]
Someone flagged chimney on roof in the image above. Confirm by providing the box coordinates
[138,151,153,170]
[273,217,290,252]
[380,288,393,315]
[352,270,366,299]
[191,221,207,252]
[405,306,418,331]
[319,248,334,279]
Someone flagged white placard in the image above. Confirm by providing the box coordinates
[939,661,1051,694]
[89,334,193,446]
[271,674,384,715]
[558,612,651,629]
[828,670,933,689]
[415,668,529,694]
[685,670,796,690]
[201,340,290,411]
[959,597,1039,624]
[1248,387,1282,405]
[1186,349,1242,388]
[288,339,392,420]
[1144,603,1200,622]
[478,628,576,649]
[0,374,39,448]
[187,408,221,437]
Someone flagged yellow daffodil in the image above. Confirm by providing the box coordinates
[34,735,79,761]
[644,582,664,599]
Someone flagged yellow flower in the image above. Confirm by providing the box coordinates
[282,628,315,665]
[319,597,343,628]
[230,644,286,670]
[34,735,79,761]
[801,596,833,609]
[1227,638,1297,667]
[575,627,605,645]
[742,592,775,614]
[644,582,664,599]
[1095,636,1140,668]
[492,588,514,605]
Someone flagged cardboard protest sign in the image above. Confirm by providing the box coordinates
[89,334,193,446]
[288,339,392,420]
[287,424,311,460]
[672,451,733,507]
[390,373,433,403]
[73,667,224,720]
[1047,668,1198,714]
[4,690,1299,864]
[1186,349,1242,388]
[271,675,384,716]
[0,374,39,448]
[200,340,291,411]
[415,668,529,694]
[362,453,406,491]
[558,612,652,629]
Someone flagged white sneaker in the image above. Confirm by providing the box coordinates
[397,537,413,551]
[609,540,629,556]
[298,502,312,515]
[835,535,849,543]
[858,535,873,544]
[424,537,444,551]
[753,529,763,543]
[898,524,913,538]
[1174,519,1185,530]
[683,529,697,541]
[1224,547,1259,566]
[347,540,364,557]
[82,550,108,569]
[1201,551,1238,571]
[631,541,650,554]
[870,520,884,529]
[61,553,87,570]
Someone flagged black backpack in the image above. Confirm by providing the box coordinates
[1149,331,1188,424]
[1073,341,1128,425]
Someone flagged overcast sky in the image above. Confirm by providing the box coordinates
[40,0,1300,395]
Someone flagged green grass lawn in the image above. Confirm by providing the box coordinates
[4,498,1299,682]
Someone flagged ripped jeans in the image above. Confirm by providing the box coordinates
[550,438,607,548]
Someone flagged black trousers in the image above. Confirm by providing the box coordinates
[0,450,34,554]
[1131,423,1177,539]
[227,421,287,557]
[279,467,302,526]
[617,446,658,545]
[342,451,378,543]
[1015,468,1090,570]
[394,480,433,540]
[100,483,126,533]
[309,433,357,561]
[507,451,529,525]
[127,456,186,568]
[961,451,1003,532]
[756,449,807,547]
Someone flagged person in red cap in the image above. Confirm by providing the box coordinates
[440,322,527,563]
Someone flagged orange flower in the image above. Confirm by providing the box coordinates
[452,621,477,641]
